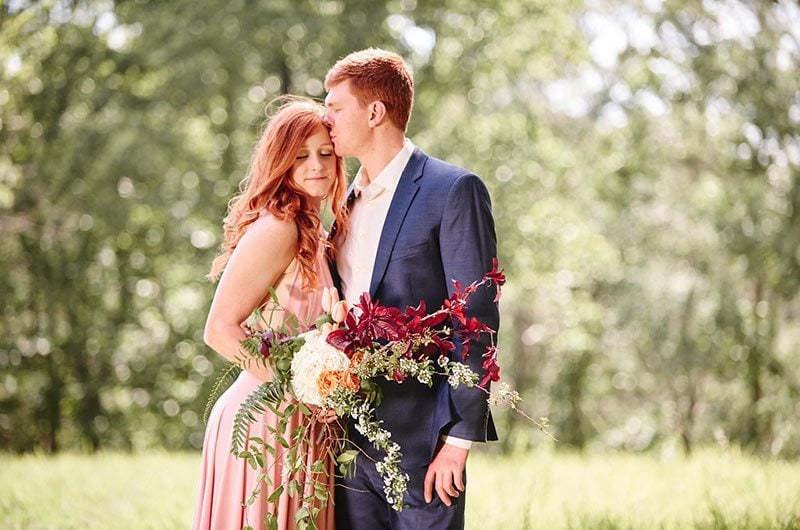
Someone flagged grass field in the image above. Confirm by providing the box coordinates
[1,447,799,529]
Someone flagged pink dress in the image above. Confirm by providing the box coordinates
[192,247,336,530]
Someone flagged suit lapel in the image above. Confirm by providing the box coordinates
[369,148,426,296]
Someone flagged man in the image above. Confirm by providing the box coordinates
[324,48,499,530]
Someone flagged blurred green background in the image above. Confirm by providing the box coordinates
[1,0,799,464]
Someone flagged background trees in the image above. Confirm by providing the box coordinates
[1,0,798,456]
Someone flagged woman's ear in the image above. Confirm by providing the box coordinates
[367,101,387,128]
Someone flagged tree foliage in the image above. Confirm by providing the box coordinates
[1,0,798,456]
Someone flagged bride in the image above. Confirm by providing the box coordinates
[192,97,347,530]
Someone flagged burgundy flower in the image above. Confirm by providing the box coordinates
[420,311,449,328]
[326,328,358,357]
[484,258,506,302]
[443,295,467,327]
[259,330,275,358]
[322,261,504,389]
[478,345,501,388]
[354,293,405,343]
[479,358,500,388]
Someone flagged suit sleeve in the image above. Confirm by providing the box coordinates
[438,172,499,441]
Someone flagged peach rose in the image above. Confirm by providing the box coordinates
[316,370,360,398]
[340,372,360,392]
[349,351,365,367]
[316,370,340,398]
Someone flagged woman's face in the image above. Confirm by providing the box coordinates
[290,124,337,207]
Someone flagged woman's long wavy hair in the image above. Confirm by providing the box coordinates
[209,96,348,289]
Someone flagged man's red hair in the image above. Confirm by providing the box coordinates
[325,48,414,131]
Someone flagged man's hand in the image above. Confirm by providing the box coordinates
[311,407,338,424]
[423,441,469,506]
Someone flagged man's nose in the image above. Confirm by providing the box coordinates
[322,113,332,127]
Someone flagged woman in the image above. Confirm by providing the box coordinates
[192,97,347,530]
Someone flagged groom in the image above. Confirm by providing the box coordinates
[324,48,499,530]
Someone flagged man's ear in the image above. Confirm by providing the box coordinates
[367,101,387,128]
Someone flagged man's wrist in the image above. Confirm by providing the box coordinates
[440,434,472,450]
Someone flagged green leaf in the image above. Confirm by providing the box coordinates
[287,479,302,498]
[316,313,333,328]
[267,484,284,504]
[230,381,288,452]
[336,450,358,464]
[314,482,329,501]
[203,363,241,423]
[267,286,279,306]
[291,425,306,439]
[294,506,310,524]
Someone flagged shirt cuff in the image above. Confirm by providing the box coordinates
[440,435,472,450]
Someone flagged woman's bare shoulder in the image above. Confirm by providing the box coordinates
[244,211,298,244]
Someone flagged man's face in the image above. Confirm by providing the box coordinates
[323,80,370,158]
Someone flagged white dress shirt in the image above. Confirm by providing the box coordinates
[337,138,472,450]
[337,139,415,306]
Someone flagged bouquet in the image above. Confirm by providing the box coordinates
[208,259,546,530]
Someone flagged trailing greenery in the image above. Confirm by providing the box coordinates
[229,380,291,454]
[203,362,240,423]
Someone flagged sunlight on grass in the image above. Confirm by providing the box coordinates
[0,452,198,530]
[467,447,800,529]
[1,448,799,529]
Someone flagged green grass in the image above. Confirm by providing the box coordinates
[0,451,196,530]
[467,447,800,529]
[1,448,799,529]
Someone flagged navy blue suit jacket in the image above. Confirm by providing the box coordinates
[333,147,499,469]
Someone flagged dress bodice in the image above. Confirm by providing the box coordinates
[255,240,333,332]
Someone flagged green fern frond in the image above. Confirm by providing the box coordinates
[203,362,241,423]
[230,380,289,453]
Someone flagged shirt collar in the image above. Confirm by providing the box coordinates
[353,139,415,199]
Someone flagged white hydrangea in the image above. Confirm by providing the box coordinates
[290,329,350,406]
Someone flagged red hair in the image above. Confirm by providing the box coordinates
[209,97,348,289]
[325,48,414,131]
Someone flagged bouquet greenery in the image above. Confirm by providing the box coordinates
[206,260,546,530]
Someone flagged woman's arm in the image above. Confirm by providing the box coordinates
[203,214,298,381]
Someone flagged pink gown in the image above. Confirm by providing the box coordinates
[192,247,336,530]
